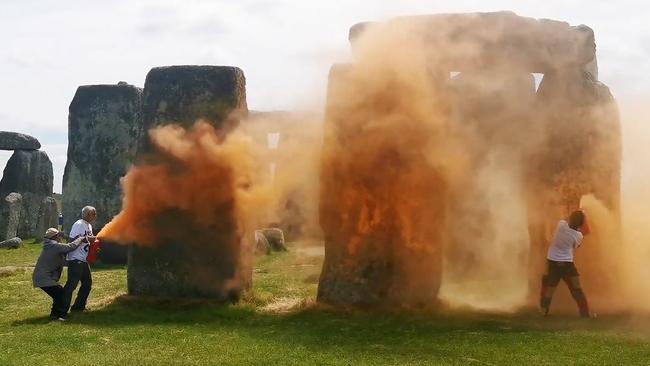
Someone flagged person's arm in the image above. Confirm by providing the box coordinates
[54,237,84,254]
[579,215,591,236]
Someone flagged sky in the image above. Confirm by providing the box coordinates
[1,0,649,193]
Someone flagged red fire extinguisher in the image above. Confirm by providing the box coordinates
[87,237,101,265]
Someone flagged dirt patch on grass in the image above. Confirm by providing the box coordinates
[0,266,28,278]
[260,297,311,314]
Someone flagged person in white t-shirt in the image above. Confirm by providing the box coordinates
[539,209,591,317]
[61,206,97,315]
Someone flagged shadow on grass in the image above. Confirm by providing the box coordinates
[10,294,575,332]
[90,263,127,272]
[12,295,650,363]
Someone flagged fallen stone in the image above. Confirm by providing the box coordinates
[261,228,287,252]
[0,237,22,249]
[254,230,271,255]
[0,131,41,151]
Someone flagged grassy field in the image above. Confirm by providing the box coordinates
[1,241,649,365]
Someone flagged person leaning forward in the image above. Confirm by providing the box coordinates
[62,206,97,315]
[32,228,84,321]
[539,210,592,318]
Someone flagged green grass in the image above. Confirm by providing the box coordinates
[0,239,40,267]
[1,242,650,365]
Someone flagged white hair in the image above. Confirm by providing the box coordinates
[81,206,96,219]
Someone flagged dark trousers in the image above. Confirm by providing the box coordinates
[540,260,590,317]
[63,260,92,312]
[40,285,65,318]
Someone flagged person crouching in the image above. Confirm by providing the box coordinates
[32,228,84,321]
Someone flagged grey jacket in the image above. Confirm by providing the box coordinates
[32,238,82,288]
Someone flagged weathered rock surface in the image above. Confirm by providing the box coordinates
[0,150,53,238]
[128,65,249,300]
[35,197,58,243]
[254,228,287,255]
[317,63,445,307]
[0,237,22,249]
[0,193,22,240]
[254,230,271,255]
[349,12,596,73]
[139,65,247,154]
[261,228,286,252]
[97,239,128,264]
[0,131,41,150]
[62,82,143,263]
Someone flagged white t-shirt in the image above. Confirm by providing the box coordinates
[66,219,94,262]
[547,220,583,262]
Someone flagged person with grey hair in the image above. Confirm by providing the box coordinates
[61,206,97,315]
[32,228,85,321]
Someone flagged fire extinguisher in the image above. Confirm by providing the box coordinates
[87,237,101,265]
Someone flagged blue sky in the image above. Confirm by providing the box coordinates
[1,0,649,192]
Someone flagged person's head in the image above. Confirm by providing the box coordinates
[568,210,586,230]
[44,227,63,242]
[81,206,97,223]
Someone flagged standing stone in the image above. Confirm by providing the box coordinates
[128,65,249,300]
[317,64,447,307]
[0,131,41,150]
[62,83,143,262]
[35,197,58,243]
[0,150,53,238]
[139,65,247,154]
[0,193,22,240]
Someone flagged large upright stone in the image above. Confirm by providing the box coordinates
[0,193,22,240]
[0,150,53,238]
[62,83,143,260]
[317,64,447,307]
[35,197,58,243]
[128,65,249,299]
[0,131,41,150]
[139,65,247,154]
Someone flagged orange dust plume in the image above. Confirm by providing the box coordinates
[97,121,265,247]
[317,13,631,312]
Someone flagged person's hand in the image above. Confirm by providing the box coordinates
[71,237,85,245]
[86,235,97,242]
